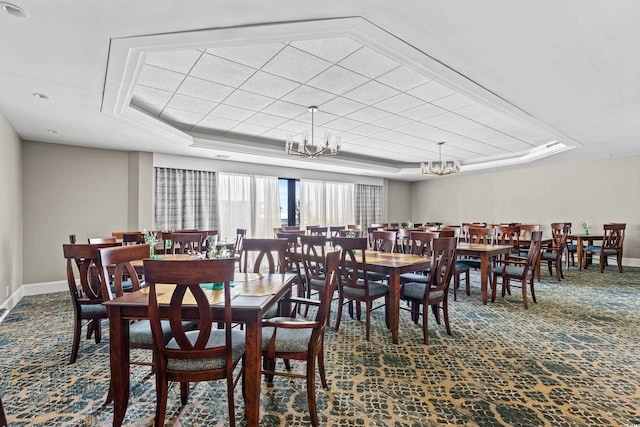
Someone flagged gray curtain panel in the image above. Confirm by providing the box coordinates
[354,184,382,229]
[155,167,219,231]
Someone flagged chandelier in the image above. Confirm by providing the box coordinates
[420,142,460,176]
[285,106,341,159]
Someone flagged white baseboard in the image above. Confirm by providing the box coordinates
[0,280,67,318]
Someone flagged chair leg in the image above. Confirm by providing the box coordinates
[94,319,102,344]
[318,345,328,389]
[522,279,529,309]
[154,375,168,427]
[453,274,459,301]
[70,313,82,364]
[617,253,623,273]
[442,300,451,336]
[421,302,429,345]
[364,301,371,341]
[226,375,236,427]
[530,276,537,304]
[180,382,189,405]
[431,304,441,325]
[307,354,319,427]
[334,293,344,332]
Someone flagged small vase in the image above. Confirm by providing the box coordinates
[584,229,589,236]
[150,244,156,259]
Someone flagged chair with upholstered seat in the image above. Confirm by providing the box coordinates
[239,238,287,275]
[144,257,245,427]
[97,244,197,374]
[541,223,569,281]
[299,235,330,303]
[457,226,494,272]
[490,230,542,309]
[276,232,305,300]
[261,249,341,427]
[400,237,456,344]
[332,237,389,341]
[62,242,118,364]
[584,223,626,273]
[398,231,437,287]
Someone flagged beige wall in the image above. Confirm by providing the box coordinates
[0,113,23,308]
[22,142,131,284]
[384,179,412,224]
[411,156,640,262]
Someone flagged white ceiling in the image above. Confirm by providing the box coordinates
[1,1,639,181]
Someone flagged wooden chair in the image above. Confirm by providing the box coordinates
[171,232,203,254]
[261,250,341,427]
[541,223,569,281]
[371,230,396,253]
[0,394,8,427]
[563,223,578,268]
[493,225,521,255]
[282,225,301,231]
[299,235,330,304]
[457,226,494,271]
[490,230,543,309]
[62,242,118,364]
[276,232,305,300]
[400,237,456,344]
[438,228,470,300]
[88,236,117,244]
[517,224,540,256]
[233,228,247,264]
[97,244,197,378]
[308,226,328,237]
[584,223,626,273]
[69,234,77,244]
[144,258,244,427]
[399,231,437,287]
[332,237,389,341]
[122,232,146,245]
[329,226,345,238]
[395,229,411,253]
[112,231,140,240]
[239,238,287,275]
[339,229,363,237]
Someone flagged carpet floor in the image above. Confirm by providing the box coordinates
[1,265,639,426]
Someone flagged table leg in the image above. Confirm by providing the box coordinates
[244,312,262,426]
[388,272,400,344]
[577,237,584,270]
[480,255,489,305]
[109,308,130,427]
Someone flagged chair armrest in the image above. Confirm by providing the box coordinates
[282,296,320,307]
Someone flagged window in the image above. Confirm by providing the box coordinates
[278,178,300,227]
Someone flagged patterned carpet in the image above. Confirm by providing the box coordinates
[1,265,639,426]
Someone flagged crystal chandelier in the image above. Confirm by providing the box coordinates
[285,106,341,159]
[420,142,460,176]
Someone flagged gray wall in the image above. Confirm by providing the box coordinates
[411,156,640,262]
[384,179,412,224]
[0,113,23,308]
[22,142,131,284]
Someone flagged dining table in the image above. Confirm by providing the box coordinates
[455,243,513,305]
[104,268,296,427]
[569,233,604,270]
[354,250,431,344]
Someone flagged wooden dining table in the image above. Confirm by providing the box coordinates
[569,234,604,270]
[104,270,296,427]
[354,251,431,344]
[455,243,513,305]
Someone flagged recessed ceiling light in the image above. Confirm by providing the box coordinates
[0,2,27,18]
[47,129,58,134]
[33,93,49,99]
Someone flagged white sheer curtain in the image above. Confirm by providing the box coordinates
[217,173,280,240]
[300,180,355,226]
